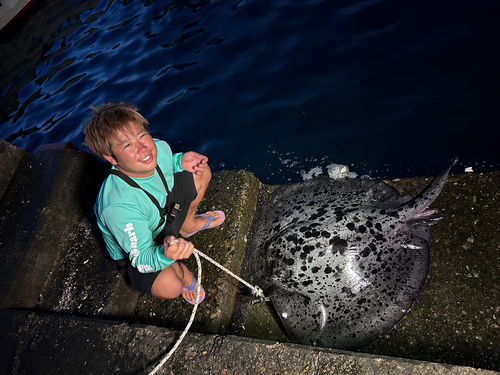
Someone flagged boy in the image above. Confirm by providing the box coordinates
[84,102,225,304]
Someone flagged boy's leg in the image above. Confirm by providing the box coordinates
[151,262,200,301]
[150,262,184,300]
[179,165,223,236]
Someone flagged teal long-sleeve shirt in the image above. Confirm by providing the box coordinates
[95,139,184,273]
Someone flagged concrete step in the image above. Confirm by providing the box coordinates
[0,142,104,309]
[1,308,495,375]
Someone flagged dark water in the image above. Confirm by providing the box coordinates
[1,0,499,184]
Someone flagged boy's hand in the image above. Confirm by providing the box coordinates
[181,151,208,175]
[164,236,194,260]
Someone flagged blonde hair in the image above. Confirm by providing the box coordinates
[83,102,149,159]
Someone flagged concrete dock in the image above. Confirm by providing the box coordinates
[0,138,498,374]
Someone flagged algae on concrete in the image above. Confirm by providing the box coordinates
[363,172,500,370]
[225,182,289,342]
[134,170,262,334]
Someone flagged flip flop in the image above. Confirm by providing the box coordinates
[182,272,205,305]
[183,210,225,238]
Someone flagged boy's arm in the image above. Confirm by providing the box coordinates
[156,140,185,173]
[172,152,185,173]
[180,151,208,175]
[102,204,174,272]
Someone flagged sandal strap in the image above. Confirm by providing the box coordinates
[198,214,217,230]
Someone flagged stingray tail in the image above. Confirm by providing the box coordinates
[392,160,452,222]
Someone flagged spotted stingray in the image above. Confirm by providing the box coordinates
[248,161,454,350]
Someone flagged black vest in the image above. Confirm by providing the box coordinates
[105,166,175,245]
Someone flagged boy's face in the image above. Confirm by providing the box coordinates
[103,122,158,178]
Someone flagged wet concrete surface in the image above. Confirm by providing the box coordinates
[365,173,500,369]
[0,141,498,374]
[0,139,26,200]
[2,309,497,375]
[230,172,500,371]
[0,143,102,309]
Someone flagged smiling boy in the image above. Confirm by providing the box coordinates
[84,103,224,304]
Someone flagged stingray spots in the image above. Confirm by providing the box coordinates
[286,233,299,242]
[360,247,371,257]
[303,245,315,254]
[321,231,331,238]
[329,237,348,254]
[356,298,367,305]
[310,207,328,221]
[248,173,442,350]
[340,286,356,299]
[299,223,324,238]
[407,200,418,207]
[347,222,372,235]
[387,210,399,218]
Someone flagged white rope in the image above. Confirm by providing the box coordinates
[148,251,202,375]
[193,249,266,300]
[148,248,267,375]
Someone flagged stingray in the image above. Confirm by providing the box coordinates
[248,160,455,350]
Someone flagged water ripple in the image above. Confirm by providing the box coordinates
[161,28,205,49]
[0,0,498,183]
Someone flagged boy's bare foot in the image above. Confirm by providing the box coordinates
[182,271,205,305]
[181,211,225,238]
